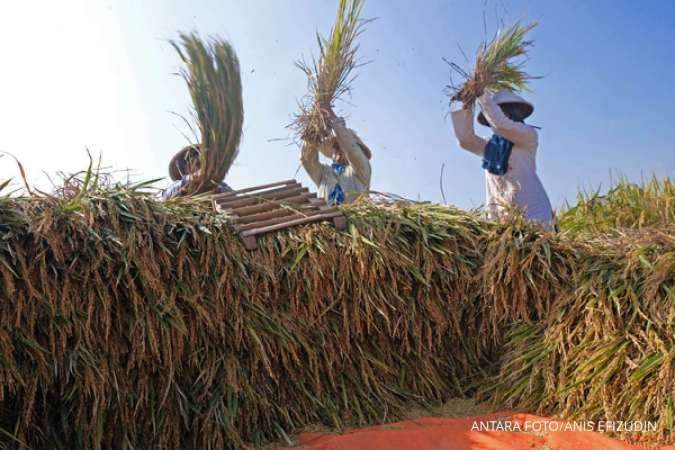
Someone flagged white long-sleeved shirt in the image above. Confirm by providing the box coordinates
[451,92,553,227]
[301,118,371,203]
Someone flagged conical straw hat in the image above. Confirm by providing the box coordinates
[477,90,534,127]
[318,129,372,160]
[169,144,201,181]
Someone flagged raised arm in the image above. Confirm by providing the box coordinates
[477,92,537,148]
[332,117,372,185]
[300,141,324,187]
[451,104,488,156]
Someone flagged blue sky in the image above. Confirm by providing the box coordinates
[0,0,673,209]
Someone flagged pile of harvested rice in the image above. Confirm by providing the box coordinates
[0,178,671,448]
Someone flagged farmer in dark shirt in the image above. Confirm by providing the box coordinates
[162,145,233,200]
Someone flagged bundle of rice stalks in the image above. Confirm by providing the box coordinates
[447,21,538,106]
[170,32,243,194]
[486,232,674,445]
[292,0,369,143]
[558,176,674,235]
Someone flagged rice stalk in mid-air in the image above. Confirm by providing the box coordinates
[447,21,539,106]
[293,0,370,144]
[170,32,243,195]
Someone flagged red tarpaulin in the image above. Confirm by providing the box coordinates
[278,413,674,450]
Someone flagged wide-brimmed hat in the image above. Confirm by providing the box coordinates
[318,129,372,160]
[477,90,534,127]
[169,144,201,181]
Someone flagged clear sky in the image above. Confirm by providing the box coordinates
[0,0,673,209]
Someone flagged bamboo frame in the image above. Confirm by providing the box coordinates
[213,181,347,249]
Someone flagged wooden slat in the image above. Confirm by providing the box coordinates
[233,205,314,225]
[215,184,304,206]
[216,186,309,209]
[241,235,258,250]
[211,180,346,250]
[222,179,299,197]
[237,207,340,232]
[332,216,348,230]
[236,212,302,232]
[211,179,298,200]
[215,196,259,210]
[230,192,316,217]
[241,211,344,237]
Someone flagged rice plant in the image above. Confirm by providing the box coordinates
[447,21,539,106]
[170,32,243,195]
[292,0,370,143]
[558,176,674,235]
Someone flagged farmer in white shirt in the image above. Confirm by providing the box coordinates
[451,90,553,228]
[301,106,372,205]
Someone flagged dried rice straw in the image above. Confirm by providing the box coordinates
[448,21,539,106]
[170,32,244,195]
[292,0,370,144]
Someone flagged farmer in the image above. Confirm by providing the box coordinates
[451,90,553,228]
[300,106,372,205]
[162,144,233,200]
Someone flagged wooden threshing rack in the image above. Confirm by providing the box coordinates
[212,180,347,250]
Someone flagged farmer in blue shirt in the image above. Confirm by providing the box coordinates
[162,144,233,200]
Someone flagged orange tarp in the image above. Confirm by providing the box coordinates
[279,413,674,450]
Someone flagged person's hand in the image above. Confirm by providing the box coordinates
[301,128,322,145]
[316,99,336,122]
[450,91,474,110]
[449,93,463,110]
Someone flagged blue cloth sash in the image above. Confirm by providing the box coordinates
[482,134,513,176]
[328,162,346,205]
